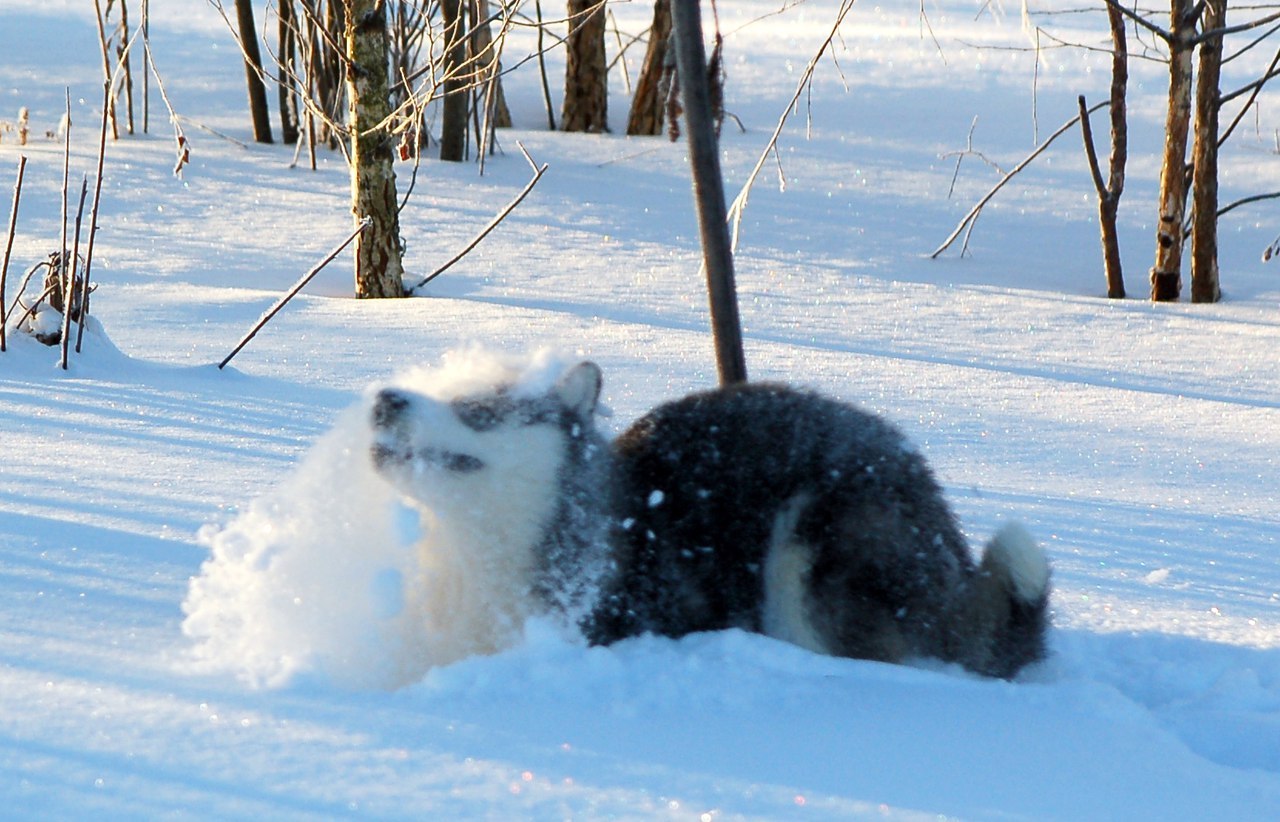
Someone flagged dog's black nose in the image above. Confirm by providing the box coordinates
[372,389,411,428]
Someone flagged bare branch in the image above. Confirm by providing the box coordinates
[727,0,858,253]
[931,100,1109,259]
[76,81,112,354]
[410,143,549,293]
[1103,0,1173,41]
[219,217,371,370]
[1192,8,1280,44]
[1219,189,1280,218]
[0,156,26,353]
[1078,95,1109,197]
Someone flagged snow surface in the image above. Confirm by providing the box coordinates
[3,0,1280,817]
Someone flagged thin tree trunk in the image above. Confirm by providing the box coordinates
[626,0,672,136]
[1150,0,1197,301]
[141,4,149,132]
[1094,2,1128,299]
[439,0,469,161]
[471,0,512,129]
[1,157,26,353]
[234,0,275,143]
[1190,0,1225,303]
[345,0,405,298]
[278,0,301,144]
[119,0,136,135]
[562,0,608,132]
[535,0,556,130]
[670,0,745,385]
[92,0,119,140]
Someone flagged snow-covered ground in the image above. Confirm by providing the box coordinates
[2,0,1279,817]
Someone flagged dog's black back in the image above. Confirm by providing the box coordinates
[585,382,1049,678]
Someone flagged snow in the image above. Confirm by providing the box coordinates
[2,0,1280,817]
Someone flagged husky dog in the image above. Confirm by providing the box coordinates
[368,353,611,658]
[369,352,1049,679]
[584,382,1050,679]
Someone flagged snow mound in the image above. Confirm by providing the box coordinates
[181,347,586,689]
[180,398,420,689]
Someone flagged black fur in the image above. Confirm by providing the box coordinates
[584,382,1049,679]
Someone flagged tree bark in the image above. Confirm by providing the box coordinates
[278,0,300,144]
[562,0,608,132]
[670,0,746,385]
[119,0,136,135]
[234,0,275,143]
[1101,2,1128,298]
[1150,0,1197,301]
[1190,0,1225,303]
[439,0,469,161]
[626,0,672,136]
[345,0,405,298]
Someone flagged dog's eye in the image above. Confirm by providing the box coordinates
[440,451,485,473]
[452,399,504,431]
[372,389,411,429]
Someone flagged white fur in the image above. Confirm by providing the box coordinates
[986,522,1050,603]
[383,346,577,405]
[761,494,828,654]
[373,360,572,665]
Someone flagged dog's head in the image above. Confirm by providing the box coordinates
[369,359,603,512]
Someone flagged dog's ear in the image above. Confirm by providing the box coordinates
[554,361,603,418]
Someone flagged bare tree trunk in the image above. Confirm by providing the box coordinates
[440,0,469,161]
[345,0,405,298]
[626,0,672,136]
[670,0,745,385]
[92,0,119,140]
[562,0,608,132]
[1190,0,1225,303]
[234,0,275,143]
[119,0,136,135]
[1150,0,1197,301]
[1088,2,1128,299]
[278,0,301,144]
[471,0,512,129]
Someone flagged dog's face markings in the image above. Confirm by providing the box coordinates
[451,398,505,432]
[371,389,490,476]
[368,360,602,497]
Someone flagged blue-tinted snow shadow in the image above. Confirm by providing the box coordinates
[1054,629,1280,774]
[445,289,1280,411]
[385,626,1280,819]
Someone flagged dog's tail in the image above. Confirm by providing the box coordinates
[955,522,1051,678]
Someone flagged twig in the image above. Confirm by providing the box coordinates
[919,0,948,64]
[139,1,190,176]
[1078,96,1108,197]
[5,260,46,322]
[726,0,857,253]
[77,80,112,354]
[942,116,1005,198]
[92,0,119,140]
[9,281,57,333]
[59,90,71,334]
[1103,0,1172,42]
[219,218,370,370]
[608,8,633,94]
[410,143,548,293]
[931,100,1108,258]
[1220,190,1280,220]
[1,156,26,352]
[535,0,557,130]
[1193,8,1280,46]
[1220,42,1280,147]
[60,177,88,370]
